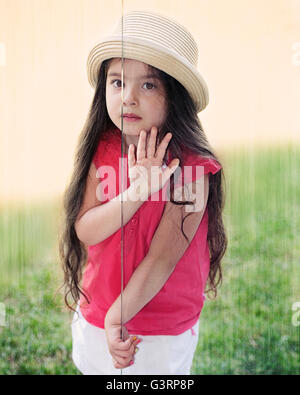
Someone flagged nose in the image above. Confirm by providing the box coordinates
[122,84,138,106]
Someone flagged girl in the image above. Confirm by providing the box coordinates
[59,10,227,375]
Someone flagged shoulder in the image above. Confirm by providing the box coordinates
[167,147,222,187]
[181,147,222,176]
[92,127,121,168]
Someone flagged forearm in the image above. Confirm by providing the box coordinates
[75,184,146,246]
[104,254,175,326]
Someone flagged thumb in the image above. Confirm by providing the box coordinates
[170,158,180,168]
[163,159,180,179]
[161,159,180,187]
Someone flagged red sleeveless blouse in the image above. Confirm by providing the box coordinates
[79,127,222,335]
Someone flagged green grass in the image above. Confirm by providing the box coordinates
[0,201,80,374]
[192,143,300,374]
[0,144,299,374]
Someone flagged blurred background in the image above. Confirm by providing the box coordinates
[0,0,299,374]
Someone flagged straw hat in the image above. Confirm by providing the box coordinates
[87,10,209,112]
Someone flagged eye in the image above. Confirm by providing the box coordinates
[143,82,155,90]
[111,80,122,88]
[110,79,156,90]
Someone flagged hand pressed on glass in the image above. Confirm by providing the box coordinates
[128,126,180,200]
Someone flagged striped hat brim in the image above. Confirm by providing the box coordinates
[87,35,209,113]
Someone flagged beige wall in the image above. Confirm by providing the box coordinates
[0,0,299,202]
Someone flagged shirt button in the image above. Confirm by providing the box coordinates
[129,229,134,234]
[131,218,137,224]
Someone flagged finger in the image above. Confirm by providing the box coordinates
[130,338,141,357]
[114,354,132,365]
[113,348,134,358]
[128,144,136,168]
[113,336,137,352]
[124,338,140,357]
[112,357,124,369]
[147,126,157,159]
[112,354,133,368]
[113,360,134,369]
[136,130,147,162]
[113,340,139,358]
[161,158,180,182]
[155,132,172,160]
[112,337,141,360]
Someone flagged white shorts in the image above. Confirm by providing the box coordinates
[71,304,200,375]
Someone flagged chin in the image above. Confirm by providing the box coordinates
[119,125,144,135]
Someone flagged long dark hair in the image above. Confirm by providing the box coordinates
[58,58,228,312]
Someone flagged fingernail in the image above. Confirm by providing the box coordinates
[135,347,139,353]
[136,339,142,344]
[132,336,137,341]
[130,360,134,365]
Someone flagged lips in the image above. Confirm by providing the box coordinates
[122,113,141,119]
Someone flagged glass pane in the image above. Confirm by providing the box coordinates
[0,0,299,376]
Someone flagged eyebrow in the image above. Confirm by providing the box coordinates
[107,72,158,79]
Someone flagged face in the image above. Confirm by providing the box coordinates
[105,58,168,147]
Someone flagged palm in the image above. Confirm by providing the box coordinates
[128,127,179,198]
